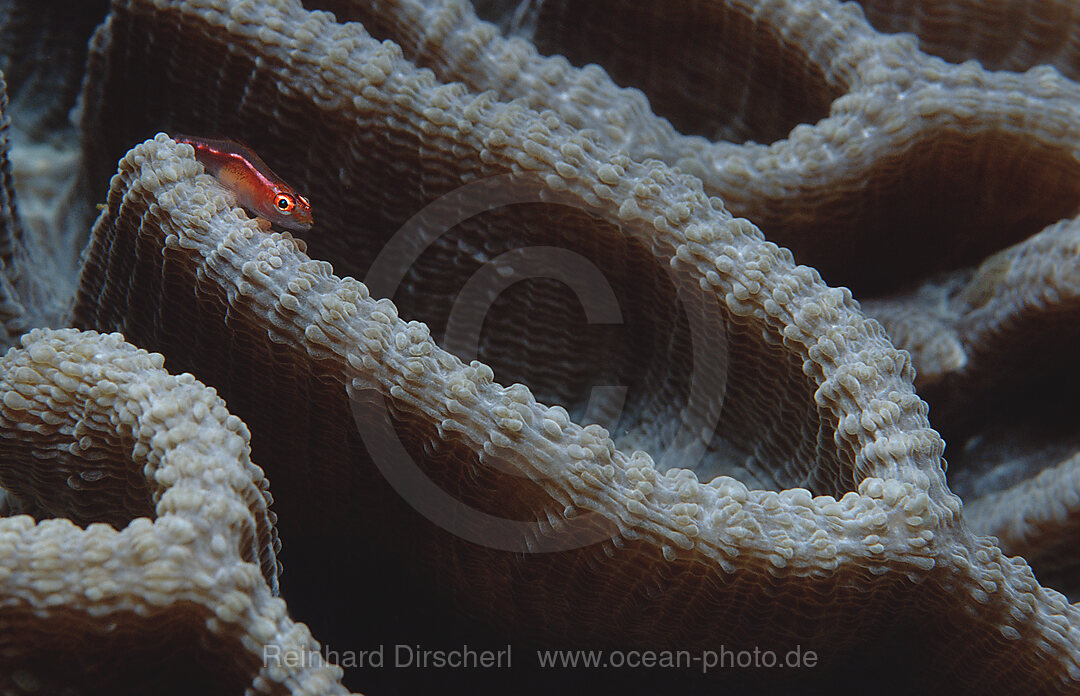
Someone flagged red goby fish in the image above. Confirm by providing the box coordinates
[173,134,313,232]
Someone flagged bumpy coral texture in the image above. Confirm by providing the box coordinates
[0,328,349,694]
[0,0,1075,693]
[296,0,1080,600]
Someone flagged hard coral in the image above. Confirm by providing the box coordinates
[0,0,1076,693]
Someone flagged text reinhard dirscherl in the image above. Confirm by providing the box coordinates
[264,644,511,670]
[263,644,818,673]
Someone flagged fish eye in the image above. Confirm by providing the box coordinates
[274,193,295,213]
